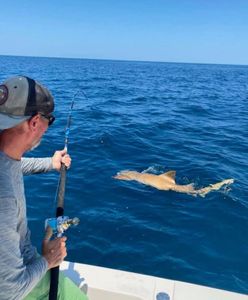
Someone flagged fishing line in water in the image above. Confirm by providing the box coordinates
[64,89,89,151]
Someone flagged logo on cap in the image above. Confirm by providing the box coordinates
[0,85,8,105]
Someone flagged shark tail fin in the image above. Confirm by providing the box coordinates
[197,178,234,197]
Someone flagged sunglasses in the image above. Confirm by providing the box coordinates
[40,113,55,126]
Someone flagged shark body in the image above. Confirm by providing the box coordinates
[114,170,234,197]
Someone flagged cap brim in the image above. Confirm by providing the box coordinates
[0,113,30,130]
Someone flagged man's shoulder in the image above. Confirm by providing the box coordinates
[0,154,14,175]
[0,154,19,198]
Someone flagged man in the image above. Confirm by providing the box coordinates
[0,76,87,299]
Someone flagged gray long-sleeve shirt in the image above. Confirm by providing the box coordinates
[0,152,53,300]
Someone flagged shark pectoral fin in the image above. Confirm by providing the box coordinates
[159,170,176,183]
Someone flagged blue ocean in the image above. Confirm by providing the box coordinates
[1,55,247,294]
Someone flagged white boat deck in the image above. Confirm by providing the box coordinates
[61,261,247,300]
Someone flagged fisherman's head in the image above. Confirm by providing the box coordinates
[0,76,55,151]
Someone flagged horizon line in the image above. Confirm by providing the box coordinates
[0,53,247,67]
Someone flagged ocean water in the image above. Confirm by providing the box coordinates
[0,55,247,294]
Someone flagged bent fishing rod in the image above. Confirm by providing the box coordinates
[47,96,80,300]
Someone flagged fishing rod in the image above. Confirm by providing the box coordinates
[47,95,80,300]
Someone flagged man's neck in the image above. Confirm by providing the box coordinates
[0,131,26,160]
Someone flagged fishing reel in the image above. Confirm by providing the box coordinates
[45,216,80,237]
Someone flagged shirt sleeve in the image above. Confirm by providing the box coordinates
[22,227,39,266]
[21,158,53,175]
[0,197,48,300]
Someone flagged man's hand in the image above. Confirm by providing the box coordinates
[52,149,71,171]
[42,226,67,269]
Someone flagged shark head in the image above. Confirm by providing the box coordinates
[113,170,139,181]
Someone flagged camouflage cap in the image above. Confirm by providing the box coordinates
[0,76,54,130]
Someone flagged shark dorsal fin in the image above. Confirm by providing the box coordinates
[159,170,176,182]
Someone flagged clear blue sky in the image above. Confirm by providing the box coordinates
[0,0,248,65]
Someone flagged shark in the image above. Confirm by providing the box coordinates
[114,170,234,197]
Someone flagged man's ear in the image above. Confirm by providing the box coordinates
[28,114,40,132]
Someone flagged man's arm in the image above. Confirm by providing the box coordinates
[21,157,53,175]
[21,150,71,175]
[22,227,40,265]
[0,197,48,300]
